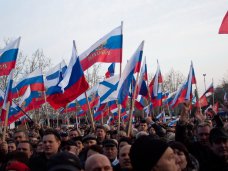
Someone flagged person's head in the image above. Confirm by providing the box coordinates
[7,140,17,153]
[119,145,132,170]
[42,129,61,158]
[82,134,97,148]
[6,161,30,171]
[14,130,27,143]
[36,140,43,153]
[60,132,69,141]
[47,152,82,171]
[118,137,132,151]
[17,140,33,159]
[196,122,211,145]
[130,136,180,171]
[96,125,106,141]
[72,136,84,153]
[86,144,103,159]
[103,139,118,161]
[209,127,228,159]
[169,141,191,171]
[69,129,81,139]
[85,154,113,171]
[61,140,78,155]
[139,119,148,132]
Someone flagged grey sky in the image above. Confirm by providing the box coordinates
[1,0,228,94]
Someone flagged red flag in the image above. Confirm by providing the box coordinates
[219,11,228,34]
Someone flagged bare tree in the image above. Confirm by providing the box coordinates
[163,68,185,93]
[85,64,103,87]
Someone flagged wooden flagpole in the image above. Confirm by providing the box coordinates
[85,91,95,131]
[127,73,140,137]
[2,102,10,142]
[117,21,123,132]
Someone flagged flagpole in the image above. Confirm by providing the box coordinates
[212,78,215,106]
[85,92,95,131]
[117,104,121,132]
[43,90,50,127]
[128,72,140,137]
[2,102,10,142]
[75,100,79,130]
[120,21,123,78]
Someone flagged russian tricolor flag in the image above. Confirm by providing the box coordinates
[137,57,148,97]
[1,71,14,122]
[105,63,115,78]
[115,41,144,107]
[219,11,228,34]
[0,37,21,76]
[45,60,67,96]
[0,89,4,108]
[12,69,44,98]
[47,41,89,109]
[79,25,122,71]
[149,61,163,107]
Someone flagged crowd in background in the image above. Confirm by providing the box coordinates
[0,101,228,171]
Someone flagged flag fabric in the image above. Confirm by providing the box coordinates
[79,25,122,71]
[212,102,219,113]
[0,89,4,107]
[45,60,67,95]
[171,62,196,108]
[137,57,148,97]
[1,71,14,122]
[149,61,163,107]
[77,110,86,117]
[0,37,21,76]
[156,111,166,123]
[168,118,179,127]
[77,84,99,111]
[3,70,14,106]
[135,95,146,110]
[12,69,45,98]
[219,11,228,34]
[115,41,144,107]
[98,75,119,103]
[47,41,89,109]
[94,105,109,121]
[143,103,153,117]
[195,83,214,107]
[63,101,77,113]
[112,107,126,119]
[105,63,115,78]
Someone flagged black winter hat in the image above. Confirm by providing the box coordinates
[130,136,169,171]
[47,152,82,171]
[209,127,228,144]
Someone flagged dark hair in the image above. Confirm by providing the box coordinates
[118,137,132,146]
[96,125,106,132]
[43,129,61,141]
[169,141,194,169]
[7,151,29,165]
[18,140,33,151]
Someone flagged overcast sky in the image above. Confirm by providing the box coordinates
[1,0,228,94]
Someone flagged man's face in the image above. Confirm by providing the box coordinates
[139,123,148,131]
[85,154,113,171]
[14,132,26,143]
[119,145,132,170]
[42,134,60,156]
[197,126,211,145]
[153,147,180,171]
[103,146,118,161]
[84,139,97,148]
[69,130,79,139]
[8,143,16,153]
[17,142,33,158]
[75,140,83,152]
[96,128,106,140]
[211,139,228,159]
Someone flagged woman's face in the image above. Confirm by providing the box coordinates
[173,149,187,170]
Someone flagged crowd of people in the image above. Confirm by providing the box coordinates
[0,101,228,171]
